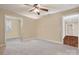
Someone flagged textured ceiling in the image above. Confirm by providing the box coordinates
[0,4,79,19]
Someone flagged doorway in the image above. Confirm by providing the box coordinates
[62,14,79,47]
[5,16,22,43]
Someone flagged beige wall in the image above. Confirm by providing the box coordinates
[22,19,37,39]
[37,13,63,43]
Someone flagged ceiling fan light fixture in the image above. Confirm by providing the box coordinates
[33,8,39,13]
[33,8,40,15]
[24,4,48,15]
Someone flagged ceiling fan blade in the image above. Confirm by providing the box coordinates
[29,7,36,12]
[37,12,40,15]
[40,7,48,12]
[29,9,34,12]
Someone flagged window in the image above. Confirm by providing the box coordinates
[5,19,12,32]
[63,14,79,37]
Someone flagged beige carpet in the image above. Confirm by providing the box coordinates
[0,39,79,55]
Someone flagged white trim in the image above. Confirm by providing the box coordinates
[5,37,20,39]
[62,16,65,44]
[22,37,63,44]
[5,15,22,20]
[22,37,36,41]
[36,37,63,44]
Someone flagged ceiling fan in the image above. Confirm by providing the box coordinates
[24,4,48,15]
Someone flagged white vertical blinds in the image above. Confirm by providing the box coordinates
[5,19,12,32]
[63,14,79,36]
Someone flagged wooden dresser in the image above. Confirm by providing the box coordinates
[64,36,78,47]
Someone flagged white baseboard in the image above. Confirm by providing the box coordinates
[22,37,36,41]
[5,36,20,39]
[36,37,63,44]
[23,37,63,44]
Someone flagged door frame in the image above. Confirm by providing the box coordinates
[62,16,65,44]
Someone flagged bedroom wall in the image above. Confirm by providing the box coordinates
[37,13,63,43]
[22,18,37,39]
[2,8,37,39]
[0,8,37,47]
[37,7,79,44]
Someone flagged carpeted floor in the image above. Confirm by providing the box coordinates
[0,39,79,55]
